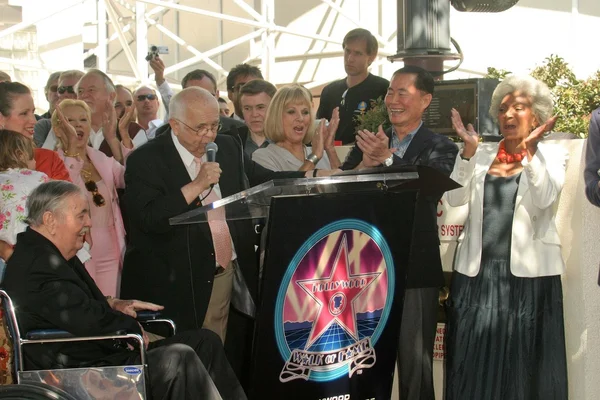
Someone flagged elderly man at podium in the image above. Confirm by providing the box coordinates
[341,65,458,400]
[120,87,334,384]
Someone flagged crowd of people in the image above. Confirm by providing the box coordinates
[0,25,593,400]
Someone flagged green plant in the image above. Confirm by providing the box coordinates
[484,67,511,80]
[354,96,391,133]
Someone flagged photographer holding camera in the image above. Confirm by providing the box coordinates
[147,52,244,135]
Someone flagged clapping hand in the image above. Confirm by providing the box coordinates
[101,99,118,142]
[323,107,340,150]
[118,104,136,141]
[356,125,397,165]
[450,108,479,158]
[54,106,79,155]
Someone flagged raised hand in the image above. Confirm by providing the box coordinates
[311,119,325,159]
[118,104,135,136]
[102,99,118,142]
[149,55,166,85]
[451,108,479,158]
[54,105,78,154]
[524,115,558,152]
[323,107,340,150]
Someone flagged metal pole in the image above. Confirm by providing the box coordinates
[136,1,149,80]
[320,0,388,45]
[105,0,141,80]
[0,0,86,40]
[97,0,108,72]
[149,29,265,80]
[137,0,342,45]
[261,0,275,81]
[146,18,227,74]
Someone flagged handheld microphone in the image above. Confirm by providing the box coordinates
[206,142,218,163]
[206,142,218,188]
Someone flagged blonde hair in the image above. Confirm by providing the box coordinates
[51,100,92,149]
[263,84,315,144]
[0,129,35,170]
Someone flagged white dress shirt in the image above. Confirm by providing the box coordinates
[146,118,165,140]
[171,132,237,262]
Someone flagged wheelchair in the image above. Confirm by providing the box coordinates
[0,289,176,400]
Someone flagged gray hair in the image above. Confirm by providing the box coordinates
[26,181,85,227]
[58,70,84,85]
[489,75,553,125]
[169,87,217,121]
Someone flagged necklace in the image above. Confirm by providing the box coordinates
[496,141,527,164]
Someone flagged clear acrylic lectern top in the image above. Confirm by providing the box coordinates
[169,171,419,225]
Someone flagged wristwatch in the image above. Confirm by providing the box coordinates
[383,154,394,167]
[306,153,320,165]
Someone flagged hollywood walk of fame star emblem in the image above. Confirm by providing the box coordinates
[296,234,381,348]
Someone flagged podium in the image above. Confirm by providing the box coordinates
[170,166,459,400]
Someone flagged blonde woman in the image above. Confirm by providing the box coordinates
[52,99,126,297]
[252,84,340,172]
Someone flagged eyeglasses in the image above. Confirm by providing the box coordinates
[137,94,158,101]
[84,180,106,207]
[58,86,75,95]
[231,82,249,92]
[174,118,221,136]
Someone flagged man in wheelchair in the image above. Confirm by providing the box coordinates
[1,181,246,400]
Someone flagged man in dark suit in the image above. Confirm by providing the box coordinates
[584,106,600,285]
[342,66,458,400]
[2,181,245,400]
[121,87,306,381]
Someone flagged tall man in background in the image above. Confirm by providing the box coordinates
[317,28,389,145]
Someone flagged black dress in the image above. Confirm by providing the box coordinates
[445,173,568,400]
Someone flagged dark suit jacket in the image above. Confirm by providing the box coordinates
[342,125,458,289]
[121,130,303,331]
[2,228,141,369]
[585,107,600,207]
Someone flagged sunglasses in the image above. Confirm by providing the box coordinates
[58,86,75,95]
[84,180,106,207]
[137,94,158,101]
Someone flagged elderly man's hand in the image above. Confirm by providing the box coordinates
[107,298,164,318]
[356,125,396,164]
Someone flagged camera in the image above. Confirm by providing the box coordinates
[145,45,169,61]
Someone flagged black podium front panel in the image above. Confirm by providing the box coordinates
[251,191,416,400]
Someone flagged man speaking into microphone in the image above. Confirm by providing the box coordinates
[121,87,305,383]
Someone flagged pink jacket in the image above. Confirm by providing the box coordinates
[59,147,127,268]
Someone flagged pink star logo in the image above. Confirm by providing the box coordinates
[297,235,381,348]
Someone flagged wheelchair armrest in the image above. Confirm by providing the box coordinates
[136,311,161,322]
[25,329,127,340]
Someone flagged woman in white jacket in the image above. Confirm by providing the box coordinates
[444,76,568,400]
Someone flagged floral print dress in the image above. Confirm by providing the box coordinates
[0,168,49,246]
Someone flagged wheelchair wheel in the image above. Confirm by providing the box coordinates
[0,382,78,400]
